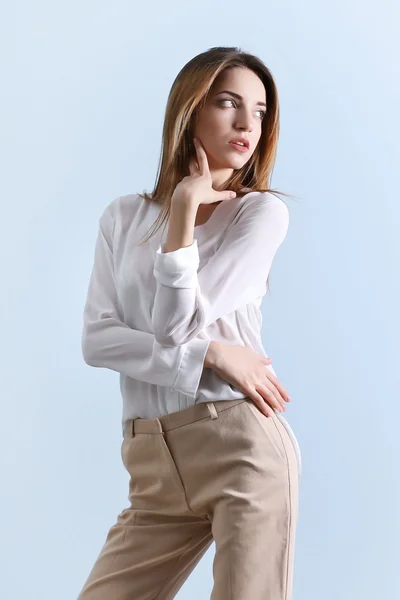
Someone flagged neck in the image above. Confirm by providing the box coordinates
[209,167,235,191]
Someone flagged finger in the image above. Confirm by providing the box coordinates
[264,367,290,402]
[259,380,286,412]
[193,137,209,176]
[188,157,199,176]
[250,392,274,418]
[216,190,237,201]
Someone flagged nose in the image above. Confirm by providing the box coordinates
[235,121,253,135]
[234,108,254,133]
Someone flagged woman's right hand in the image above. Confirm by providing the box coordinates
[205,342,291,417]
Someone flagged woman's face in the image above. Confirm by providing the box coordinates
[192,67,267,175]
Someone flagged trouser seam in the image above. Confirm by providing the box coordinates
[273,422,293,600]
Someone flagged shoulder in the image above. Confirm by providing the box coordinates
[239,191,289,221]
[99,194,122,223]
[231,192,289,247]
[103,193,142,214]
[100,192,146,223]
[253,190,288,209]
[97,196,120,237]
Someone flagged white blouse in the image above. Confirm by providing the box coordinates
[81,191,302,474]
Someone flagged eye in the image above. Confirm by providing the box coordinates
[218,98,266,120]
[218,98,235,108]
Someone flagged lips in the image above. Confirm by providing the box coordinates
[228,140,249,153]
[228,137,250,149]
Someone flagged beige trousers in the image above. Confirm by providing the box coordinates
[76,398,300,599]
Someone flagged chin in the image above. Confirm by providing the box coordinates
[212,151,248,168]
[225,157,248,169]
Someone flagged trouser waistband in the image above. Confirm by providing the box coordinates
[123,399,248,438]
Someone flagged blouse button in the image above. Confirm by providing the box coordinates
[169,388,175,392]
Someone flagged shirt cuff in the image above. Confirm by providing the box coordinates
[172,338,211,397]
[153,239,199,288]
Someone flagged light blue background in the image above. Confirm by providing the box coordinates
[4,1,399,598]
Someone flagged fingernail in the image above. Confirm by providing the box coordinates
[193,137,198,144]
[229,192,236,198]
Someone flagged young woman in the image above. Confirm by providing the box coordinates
[78,46,302,600]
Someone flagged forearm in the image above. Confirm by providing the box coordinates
[153,195,288,347]
[164,195,198,253]
[82,318,211,395]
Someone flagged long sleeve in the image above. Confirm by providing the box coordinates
[152,193,289,347]
[81,199,211,397]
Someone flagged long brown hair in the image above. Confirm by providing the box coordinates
[137,46,297,292]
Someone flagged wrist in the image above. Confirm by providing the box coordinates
[204,341,222,369]
[171,192,199,212]
[164,195,198,253]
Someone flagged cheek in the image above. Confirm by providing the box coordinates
[203,116,224,136]
[197,108,229,132]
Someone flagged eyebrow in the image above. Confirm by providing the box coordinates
[215,90,267,108]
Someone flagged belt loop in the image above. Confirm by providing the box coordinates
[155,418,164,434]
[206,402,218,419]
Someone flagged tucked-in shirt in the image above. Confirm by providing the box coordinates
[81,191,301,473]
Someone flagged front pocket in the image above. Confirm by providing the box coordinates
[245,400,288,464]
[158,433,189,494]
